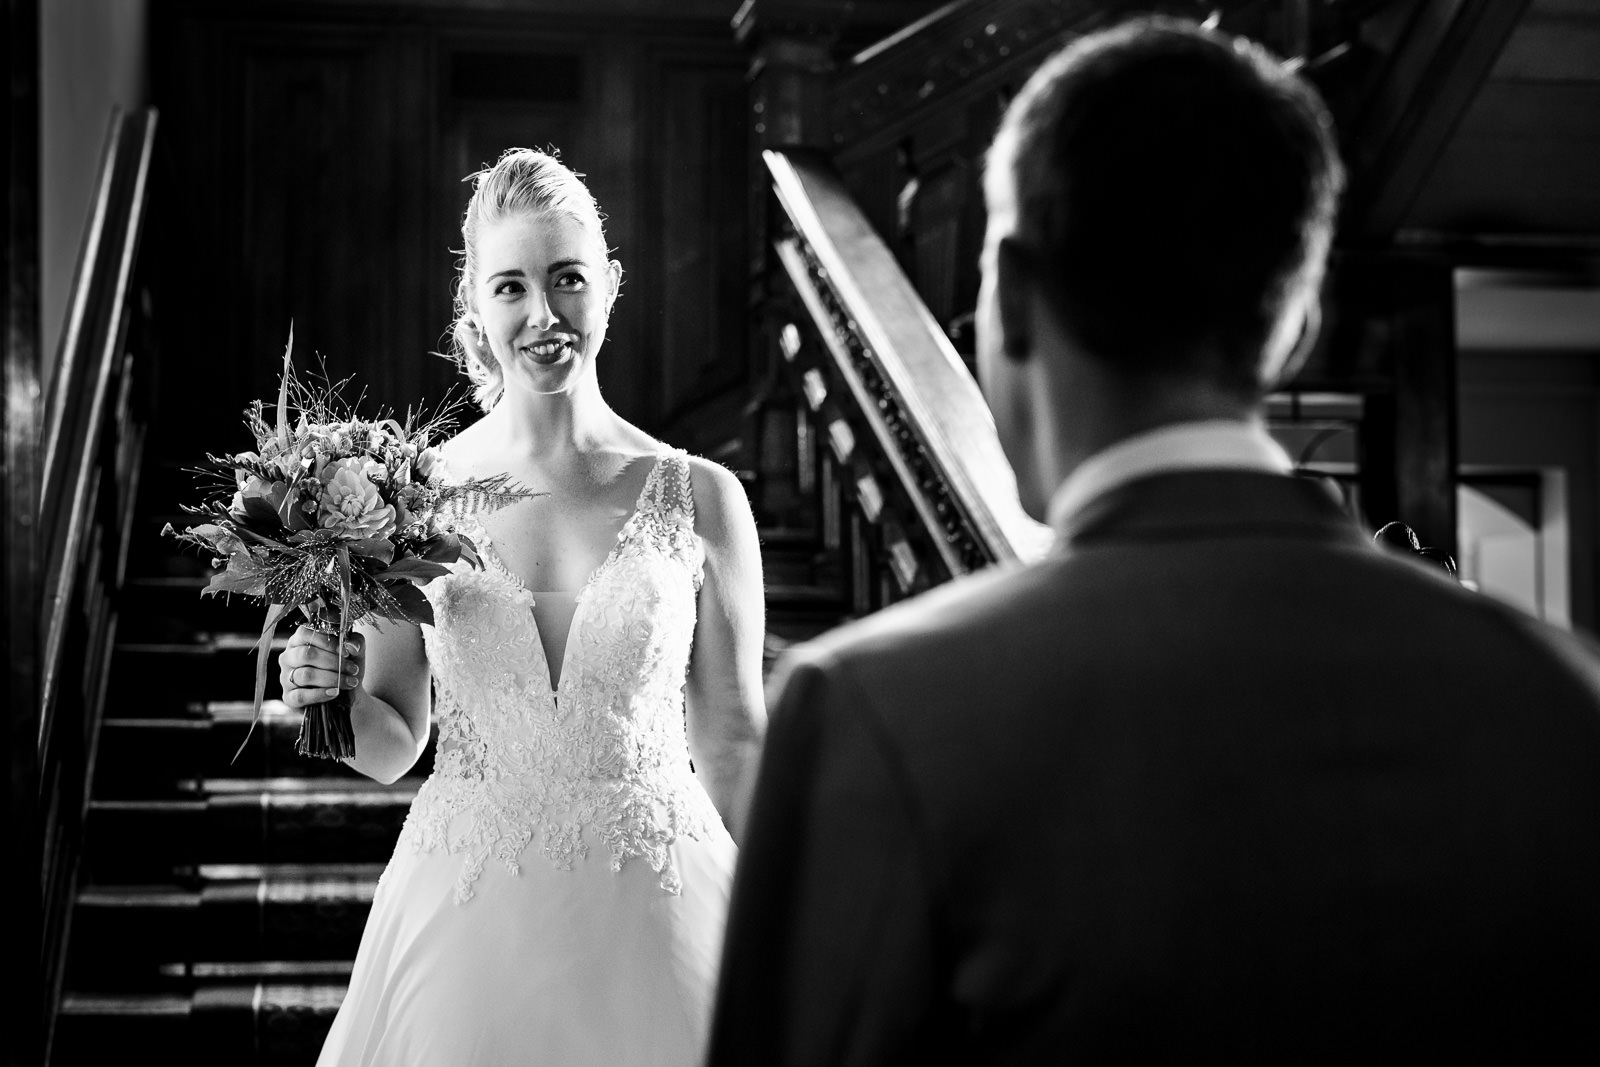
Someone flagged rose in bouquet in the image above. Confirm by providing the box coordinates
[165,334,539,759]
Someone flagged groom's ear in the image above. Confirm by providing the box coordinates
[995,237,1036,363]
[1269,296,1321,389]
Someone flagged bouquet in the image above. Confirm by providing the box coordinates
[165,331,539,759]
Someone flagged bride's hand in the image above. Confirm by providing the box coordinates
[279,625,366,707]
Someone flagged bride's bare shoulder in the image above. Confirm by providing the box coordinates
[437,418,496,479]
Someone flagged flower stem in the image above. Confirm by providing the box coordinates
[296,605,356,760]
[295,687,355,760]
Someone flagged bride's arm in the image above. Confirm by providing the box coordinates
[278,619,431,784]
[342,620,432,784]
[684,458,768,845]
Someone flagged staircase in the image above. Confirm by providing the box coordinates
[51,456,847,1064]
[48,3,1048,1059]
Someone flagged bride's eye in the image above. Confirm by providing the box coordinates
[554,271,587,290]
[493,280,525,297]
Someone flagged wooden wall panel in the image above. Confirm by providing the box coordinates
[149,6,748,455]
[5,0,44,1059]
[235,33,440,413]
[153,18,445,449]
[646,55,749,426]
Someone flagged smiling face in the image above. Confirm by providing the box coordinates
[471,210,619,399]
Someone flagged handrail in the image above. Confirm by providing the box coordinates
[765,147,1049,571]
[38,108,157,755]
[33,107,157,1064]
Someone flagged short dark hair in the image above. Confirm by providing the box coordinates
[986,17,1344,395]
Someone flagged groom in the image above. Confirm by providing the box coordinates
[708,16,1600,1064]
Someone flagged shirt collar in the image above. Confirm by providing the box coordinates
[1046,419,1293,537]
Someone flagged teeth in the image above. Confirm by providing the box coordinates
[524,341,570,357]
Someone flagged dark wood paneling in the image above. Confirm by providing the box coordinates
[647,52,749,426]
[151,18,445,450]
[5,0,44,1060]
[236,32,440,414]
[150,6,749,454]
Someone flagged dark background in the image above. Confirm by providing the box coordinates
[146,0,755,454]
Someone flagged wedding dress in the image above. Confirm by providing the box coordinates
[317,450,735,1066]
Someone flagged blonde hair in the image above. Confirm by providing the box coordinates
[448,147,613,410]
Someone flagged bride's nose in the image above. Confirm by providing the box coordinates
[525,289,557,330]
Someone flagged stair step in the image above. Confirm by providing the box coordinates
[67,887,200,992]
[108,635,292,706]
[71,866,381,986]
[54,993,193,1057]
[127,514,216,579]
[96,705,435,794]
[85,779,419,880]
[165,960,355,981]
[56,983,346,1065]
[198,983,346,1065]
[118,574,270,639]
[196,861,387,880]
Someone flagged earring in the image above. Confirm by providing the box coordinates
[475,325,487,348]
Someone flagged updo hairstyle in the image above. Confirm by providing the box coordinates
[449,147,613,411]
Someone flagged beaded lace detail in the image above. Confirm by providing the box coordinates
[397,450,718,903]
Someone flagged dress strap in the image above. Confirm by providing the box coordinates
[638,449,704,592]
[642,449,695,527]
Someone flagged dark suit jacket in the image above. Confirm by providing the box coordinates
[707,471,1600,1065]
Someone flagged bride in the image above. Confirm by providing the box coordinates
[276,147,767,1065]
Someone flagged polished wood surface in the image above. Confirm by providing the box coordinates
[40,112,155,738]
[149,4,751,455]
[30,106,157,1067]
[755,0,1593,589]
[6,1,44,1060]
[768,147,1049,568]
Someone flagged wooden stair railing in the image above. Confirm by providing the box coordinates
[35,106,158,1062]
[762,147,1048,612]
[746,0,1491,576]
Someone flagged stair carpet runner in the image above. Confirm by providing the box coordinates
[53,464,845,1066]
[57,567,426,1062]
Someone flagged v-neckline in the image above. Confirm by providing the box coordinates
[474,452,664,697]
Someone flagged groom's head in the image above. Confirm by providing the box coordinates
[977,18,1344,515]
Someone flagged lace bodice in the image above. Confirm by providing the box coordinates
[397,450,722,903]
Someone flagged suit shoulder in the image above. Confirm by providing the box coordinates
[1468,590,1600,696]
[795,559,1059,670]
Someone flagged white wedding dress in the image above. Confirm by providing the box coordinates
[317,450,736,1066]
